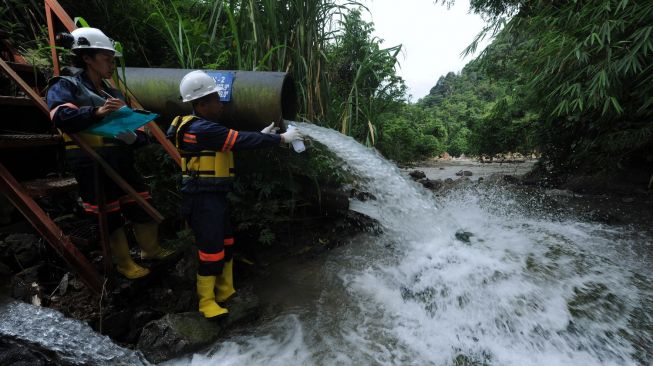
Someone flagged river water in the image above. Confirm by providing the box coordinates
[1,124,651,365]
[166,123,652,365]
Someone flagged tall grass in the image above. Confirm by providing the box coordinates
[146,0,373,125]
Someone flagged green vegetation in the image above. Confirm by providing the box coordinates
[462,0,653,179]
[2,0,651,245]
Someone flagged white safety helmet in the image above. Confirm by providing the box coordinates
[71,27,121,57]
[179,70,220,103]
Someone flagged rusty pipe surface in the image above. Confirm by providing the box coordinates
[123,68,297,131]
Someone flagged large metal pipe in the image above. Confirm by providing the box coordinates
[123,68,297,131]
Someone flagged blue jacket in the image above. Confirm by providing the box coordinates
[169,116,281,153]
[46,72,148,147]
[167,115,282,193]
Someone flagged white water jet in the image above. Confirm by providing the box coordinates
[166,123,652,365]
[0,300,150,365]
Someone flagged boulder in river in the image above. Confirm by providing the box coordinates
[409,170,426,180]
[420,178,443,191]
[137,285,260,363]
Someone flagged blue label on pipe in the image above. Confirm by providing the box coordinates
[206,71,234,102]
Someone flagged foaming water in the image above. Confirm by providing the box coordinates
[0,300,150,365]
[172,123,652,365]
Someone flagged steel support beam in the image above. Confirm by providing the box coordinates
[0,163,103,294]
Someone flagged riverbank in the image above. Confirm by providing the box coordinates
[404,158,653,235]
[0,201,376,364]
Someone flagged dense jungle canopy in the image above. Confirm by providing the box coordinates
[2,0,652,180]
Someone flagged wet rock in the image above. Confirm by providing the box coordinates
[0,233,41,270]
[409,170,426,180]
[11,265,41,301]
[350,188,376,202]
[126,310,162,344]
[455,230,474,244]
[345,211,381,235]
[444,178,454,184]
[421,178,443,191]
[455,170,473,177]
[0,338,62,366]
[100,308,163,345]
[477,177,484,183]
[137,285,260,363]
[439,167,445,170]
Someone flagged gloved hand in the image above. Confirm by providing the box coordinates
[116,130,138,145]
[260,122,279,134]
[281,127,303,143]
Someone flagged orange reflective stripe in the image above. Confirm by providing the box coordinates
[82,200,120,214]
[49,102,79,120]
[198,250,225,262]
[223,238,234,246]
[183,133,197,144]
[221,130,238,151]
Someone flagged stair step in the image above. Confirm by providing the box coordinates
[22,177,78,198]
[5,61,38,74]
[0,95,42,107]
[0,134,62,148]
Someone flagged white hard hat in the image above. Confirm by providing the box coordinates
[71,27,121,57]
[179,70,220,103]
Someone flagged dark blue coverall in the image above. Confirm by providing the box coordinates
[168,116,281,276]
[47,72,152,231]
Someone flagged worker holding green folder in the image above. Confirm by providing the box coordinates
[46,27,175,279]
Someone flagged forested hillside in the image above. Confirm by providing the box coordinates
[442,0,652,184]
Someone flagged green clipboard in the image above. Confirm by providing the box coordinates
[86,106,159,138]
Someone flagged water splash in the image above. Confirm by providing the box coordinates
[174,123,653,365]
[0,300,150,365]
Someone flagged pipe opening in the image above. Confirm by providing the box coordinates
[281,74,297,122]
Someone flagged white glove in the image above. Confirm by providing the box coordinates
[281,127,303,143]
[260,122,279,134]
[116,130,138,145]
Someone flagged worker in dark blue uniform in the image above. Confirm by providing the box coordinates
[168,70,303,318]
[46,27,175,279]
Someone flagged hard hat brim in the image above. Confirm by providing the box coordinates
[181,86,221,103]
[72,46,122,57]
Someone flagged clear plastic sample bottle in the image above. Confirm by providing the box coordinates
[286,124,305,153]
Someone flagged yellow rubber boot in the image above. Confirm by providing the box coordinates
[215,259,236,302]
[110,228,150,279]
[133,222,176,260]
[197,275,228,319]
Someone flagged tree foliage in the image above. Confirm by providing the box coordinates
[465,0,653,174]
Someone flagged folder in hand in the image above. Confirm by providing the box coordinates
[86,106,159,138]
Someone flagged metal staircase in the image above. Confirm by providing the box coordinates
[0,0,175,294]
